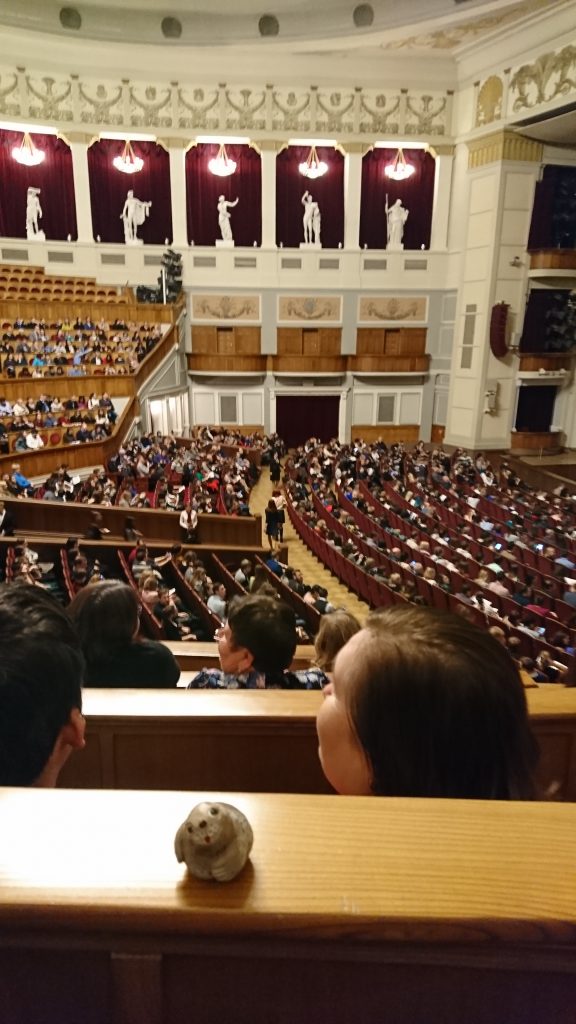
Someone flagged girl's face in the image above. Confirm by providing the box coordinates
[316,630,372,795]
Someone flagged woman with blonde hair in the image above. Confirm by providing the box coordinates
[138,571,160,610]
[314,609,361,676]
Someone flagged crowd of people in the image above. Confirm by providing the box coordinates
[0,392,117,453]
[285,436,576,683]
[0,316,165,378]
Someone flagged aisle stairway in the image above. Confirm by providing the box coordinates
[249,468,369,623]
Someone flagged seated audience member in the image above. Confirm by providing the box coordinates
[207,582,227,621]
[68,580,180,687]
[313,609,361,678]
[153,586,194,641]
[234,559,253,589]
[138,572,160,610]
[0,584,85,786]
[189,594,327,690]
[317,605,538,799]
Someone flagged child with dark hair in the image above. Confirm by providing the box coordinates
[317,605,538,800]
[0,584,85,786]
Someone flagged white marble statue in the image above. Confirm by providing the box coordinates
[385,197,409,250]
[26,187,45,241]
[302,191,321,246]
[121,189,152,244]
[217,195,239,242]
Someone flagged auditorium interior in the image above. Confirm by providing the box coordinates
[1,1,576,1021]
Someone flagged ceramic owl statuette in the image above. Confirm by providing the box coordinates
[174,801,254,882]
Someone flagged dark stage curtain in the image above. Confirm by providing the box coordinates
[276,395,340,447]
[528,165,576,251]
[0,129,77,240]
[515,386,557,433]
[359,148,435,250]
[520,290,574,353]
[276,147,344,249]
[87,140,172,244]
[186,143,261,247]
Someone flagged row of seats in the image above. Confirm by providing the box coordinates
[0,264,130,302]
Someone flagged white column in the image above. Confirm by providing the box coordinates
[430,148,455,251]
[260,140,279,249]
[168,140,188,247]
[68,135,93,243]
[343,144,363,250]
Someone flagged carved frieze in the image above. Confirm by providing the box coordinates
[358,296,428,323]
[278,296,342,323]
[192,294,260,322]
[0,64,453,140]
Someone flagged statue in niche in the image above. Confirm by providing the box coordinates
[217,195,239,243]
[121,189,152,244]
[26,187,45,240]
[385,197,409,250]
[301,191,321,246]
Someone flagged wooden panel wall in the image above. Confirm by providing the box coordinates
[350,425,420,444]
[277,327,342,356]
[192,326,261,355]
[59,685,576,802]
[356,327,427,357]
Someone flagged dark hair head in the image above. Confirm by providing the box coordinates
[0,584,84,785]
[228,594,296,676]
[346,606,538,800]
[68,581,139,665]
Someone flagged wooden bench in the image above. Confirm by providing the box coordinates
[0,787,575,1024]
[58,685,576,799]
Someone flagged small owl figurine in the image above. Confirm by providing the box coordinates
[174,801,254,882]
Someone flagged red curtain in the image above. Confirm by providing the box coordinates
[0,129,77,240]
[186,143,262,247]
[87,140,172,244]
[276,395,340,447]
[360,149,435,250]
[276,147,344,249]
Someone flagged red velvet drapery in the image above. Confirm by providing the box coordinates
[0,129,77,240]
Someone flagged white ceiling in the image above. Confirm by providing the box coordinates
[0,0,560,48]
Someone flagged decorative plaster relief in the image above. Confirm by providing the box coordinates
[278,296,342,323]
[358,296,428,323]
[0,72,19,117]
[476,76,503,127]
[0,63,452,140]
[192,294,260,322]
[405,94,448,136]
[177,85,219,131]
[383,0,563,51]
[509,43,576,112]
[129,84,172,128]
[25,73,73,122]
[78,79,123,125]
